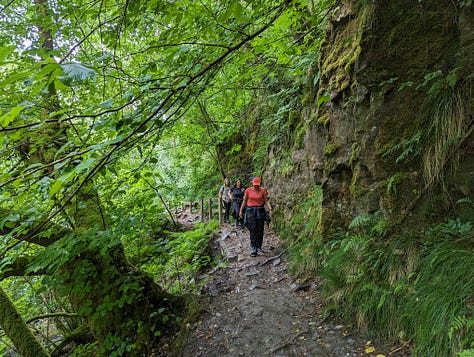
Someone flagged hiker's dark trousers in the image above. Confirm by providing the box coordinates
[250,217,265,249]
[223,201,231,221]
[245,206,266,249]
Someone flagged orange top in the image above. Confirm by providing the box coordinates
[244,187,268,207]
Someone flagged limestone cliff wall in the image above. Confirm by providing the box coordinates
[266,1,474,236]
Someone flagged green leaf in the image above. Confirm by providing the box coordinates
[36,63,59,79]
[0,72,29,86]
[99,99,114,108]
[398,81,413,92]
[75,157,96,174]
[232,1,244,20]
[446,68,460,88]
[54,78,70,91]
[49,179,64,197]
[0,214,20,229]
[0,106,24,126]
[317,95,330,107]
[416,69,442,90]
[60,63,96,81]
[0,45,15,62]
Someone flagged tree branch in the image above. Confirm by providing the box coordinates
[25,312,80,325]
[0,0,16,15]
[142,177,177,228]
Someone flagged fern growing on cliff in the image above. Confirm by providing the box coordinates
[382,131,422,163]
[278,186,324,276]
[321,214,474,357]
[417,71,472,190]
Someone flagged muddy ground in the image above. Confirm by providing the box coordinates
[177,214,412,357]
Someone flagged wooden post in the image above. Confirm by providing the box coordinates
[200,198,204,222]
[208,198,212,221]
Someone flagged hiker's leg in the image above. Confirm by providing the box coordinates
[249,226,258,247]
[255,218,265,249]
[232,204,238,221]
[224,202,231,222]
[249,227,258,256]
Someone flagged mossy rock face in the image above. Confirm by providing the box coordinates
[310,0,474,234]
[266,0,474,237]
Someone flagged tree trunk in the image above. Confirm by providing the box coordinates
[62,227,185,354]
[0,287,49,357]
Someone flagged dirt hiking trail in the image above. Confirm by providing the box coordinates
[178,213,411,357]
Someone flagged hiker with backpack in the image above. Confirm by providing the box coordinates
[219,177,232,224]
[239,176,273,257]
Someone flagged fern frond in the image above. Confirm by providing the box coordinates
[449,315,467,340]
[348,213,374,230]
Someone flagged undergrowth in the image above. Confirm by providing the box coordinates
[279,185,324,277]
[320,214,474,357]
[277,184,473,356]
[138,221,219,294]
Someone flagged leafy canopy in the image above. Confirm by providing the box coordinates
[0,0,333,226]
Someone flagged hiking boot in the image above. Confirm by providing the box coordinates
[257,248,265,254]
[250,246,257,257]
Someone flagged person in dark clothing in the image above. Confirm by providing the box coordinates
[230,179,245,227]
[239,176,273,257]
[219,177,232,224]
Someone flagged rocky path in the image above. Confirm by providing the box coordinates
[179,218,411,357]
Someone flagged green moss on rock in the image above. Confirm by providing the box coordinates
[324,143,338,156]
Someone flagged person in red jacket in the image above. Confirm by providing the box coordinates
[239,176,273,257]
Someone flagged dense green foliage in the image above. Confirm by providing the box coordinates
[277,193,473,357]
[0,0,472,356]
[0,0,333,354]
[141,221,220,294]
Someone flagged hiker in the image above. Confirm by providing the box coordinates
[219,177,232,224]
[230,179,245,228]
[239,176,273,257]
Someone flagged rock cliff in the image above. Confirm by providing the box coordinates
[266,1,474,237]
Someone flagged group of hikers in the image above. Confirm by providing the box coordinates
[219,176,273,257]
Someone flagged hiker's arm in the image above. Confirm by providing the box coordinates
[239,195,248,218]
[264,195,273,217]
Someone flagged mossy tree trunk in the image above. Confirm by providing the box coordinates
[58,215,185,353]
[0,287,49,357]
